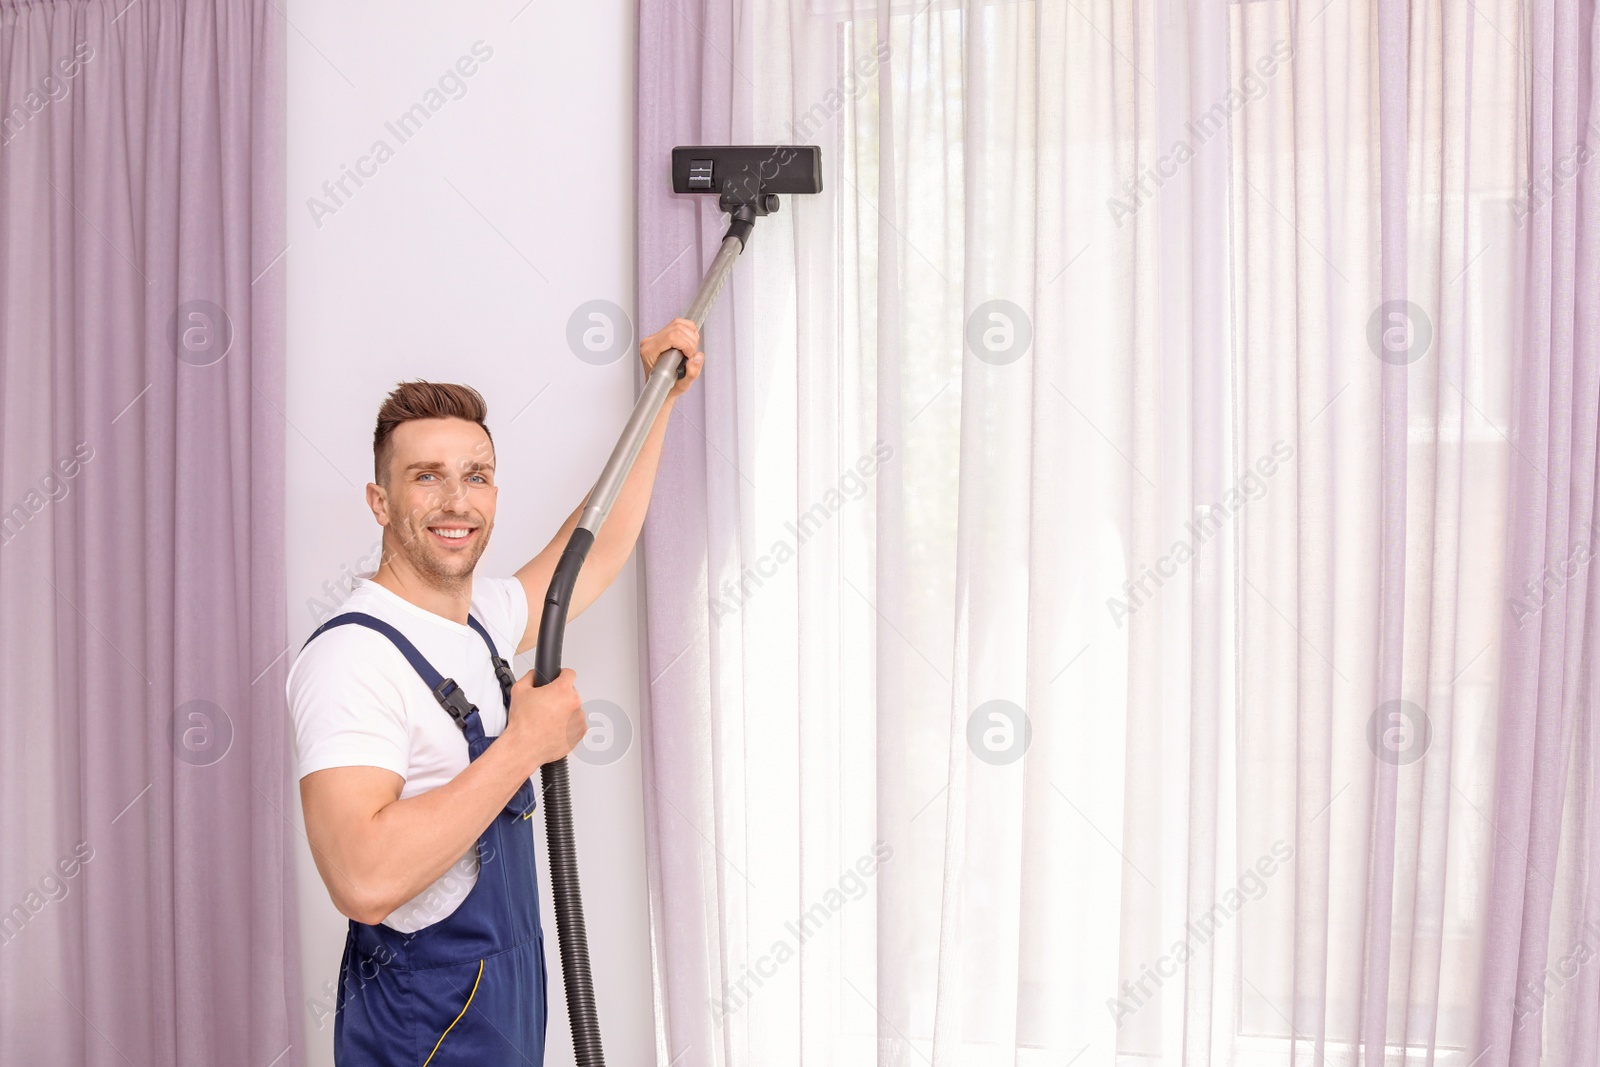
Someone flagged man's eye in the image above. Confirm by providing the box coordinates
[418,473,436,481]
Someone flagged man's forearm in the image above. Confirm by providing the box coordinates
[366,739,534,920]
[514,380,682,651]
[308,732,538,925]
[574,392,678,599]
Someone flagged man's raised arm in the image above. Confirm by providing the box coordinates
[512,317,703,657]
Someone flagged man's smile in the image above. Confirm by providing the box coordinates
[426,523,478,547]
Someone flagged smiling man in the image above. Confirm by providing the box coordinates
[286,318,702,1066]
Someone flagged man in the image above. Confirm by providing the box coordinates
[287,318,703,1065]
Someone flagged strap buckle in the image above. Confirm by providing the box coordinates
[491,656,516,703]
[431,677,476,733]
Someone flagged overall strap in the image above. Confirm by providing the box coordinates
[304,612,481,737]
[464,616,537,819]
[465,615,515,711]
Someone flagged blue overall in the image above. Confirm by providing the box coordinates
[303,611,547,1066]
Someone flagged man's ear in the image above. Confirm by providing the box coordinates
[366,481,391,527]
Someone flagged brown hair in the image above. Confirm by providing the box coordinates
[372,381,493,485]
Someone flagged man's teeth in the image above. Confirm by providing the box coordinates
[431,527,472,540]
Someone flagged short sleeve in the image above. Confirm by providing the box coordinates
[471,575,530,660]
[286,629,412,780]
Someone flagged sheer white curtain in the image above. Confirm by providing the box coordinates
[634,1,1524,1064]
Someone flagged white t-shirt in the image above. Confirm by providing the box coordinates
[285,573,530,933]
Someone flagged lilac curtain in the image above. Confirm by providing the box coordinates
[0,2,301,1064]
[634,0,742,1060]
[1477,1,1600,1063]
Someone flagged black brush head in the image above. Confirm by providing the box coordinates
[671,145,823,212]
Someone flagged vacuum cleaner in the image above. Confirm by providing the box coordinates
[531,145,823,1066]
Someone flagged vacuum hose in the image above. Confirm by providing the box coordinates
[533,527,601,1065]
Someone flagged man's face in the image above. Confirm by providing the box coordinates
[367,417,497,585]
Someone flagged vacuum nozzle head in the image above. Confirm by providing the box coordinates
[671,145,822,216]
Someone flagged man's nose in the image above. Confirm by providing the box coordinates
[426,475,473,507]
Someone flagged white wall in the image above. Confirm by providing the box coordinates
[284,3,650,1064]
